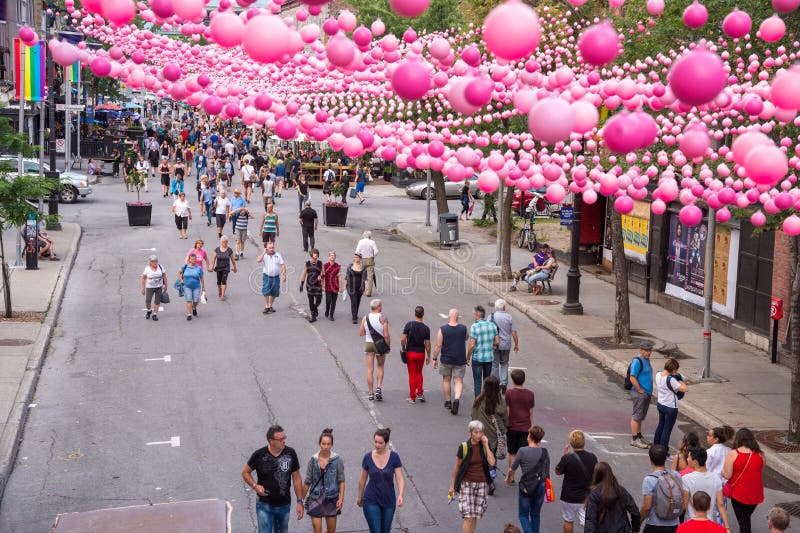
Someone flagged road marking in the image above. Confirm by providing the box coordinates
[393,276,411,280]
[439,313,448,319]
[144,355,172,362]
[588,435,614,439]
[146,436,181,447]
[139,248,157,251]
[509,366,527,371]
[28,403,37,408]
[141,307,166,312]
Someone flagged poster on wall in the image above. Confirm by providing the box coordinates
[621,201,651,264]
[665,214,738,317]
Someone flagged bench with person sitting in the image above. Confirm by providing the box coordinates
[522,249,557,295]
[509,243,550,293]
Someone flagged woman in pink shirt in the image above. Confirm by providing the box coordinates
[185,239,210,271]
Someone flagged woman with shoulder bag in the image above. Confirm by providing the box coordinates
[471,376,509,494]
[722,428,764,533]
[584,462,641,533]
[653,358,689,449]
[302,428,345,533]
[511,425,550,533]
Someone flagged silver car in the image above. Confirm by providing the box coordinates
[405,175,482,199]
[0,157,93,203]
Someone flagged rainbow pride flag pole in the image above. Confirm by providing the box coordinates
[13,38,45,102]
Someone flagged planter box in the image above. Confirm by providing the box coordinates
[126,202,152,226]
[323,205,348,227]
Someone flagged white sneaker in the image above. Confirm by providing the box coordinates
[630,438,650,449]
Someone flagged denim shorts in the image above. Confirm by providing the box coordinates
[184,286,201,302]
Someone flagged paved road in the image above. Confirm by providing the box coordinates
[0,176,796,532]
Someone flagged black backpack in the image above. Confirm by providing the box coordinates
[624,356,645,390]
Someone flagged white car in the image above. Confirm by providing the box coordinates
[405,175,483,199]
[0,157,93,203]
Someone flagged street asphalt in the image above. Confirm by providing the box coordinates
[0,176,796,532]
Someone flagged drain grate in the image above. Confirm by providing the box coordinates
[0,338,33,346]
[529,299,561,306]
[754,430,800,453]
[776,501,800,517]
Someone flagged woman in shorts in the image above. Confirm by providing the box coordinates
[177,253,205,321]
[210,236,237,301]
[261,202,279,244]
[141,255,166,321]
[302,428,346,533]
[449,420,495,533]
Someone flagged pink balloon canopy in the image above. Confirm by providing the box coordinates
[57,0,800,228]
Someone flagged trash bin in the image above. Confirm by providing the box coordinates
[439,213,459,248]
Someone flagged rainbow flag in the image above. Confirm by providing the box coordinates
[13,39,45,102]
[65,61,80,83]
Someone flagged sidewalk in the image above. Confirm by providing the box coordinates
[0,223,81,499]
[396,220,800,483]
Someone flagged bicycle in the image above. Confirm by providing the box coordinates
[517,206,538,252]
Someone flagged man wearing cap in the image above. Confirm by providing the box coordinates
[630,340,655,449]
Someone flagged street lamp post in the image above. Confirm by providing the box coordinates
[562,192,584,315]
[45,0,60,229]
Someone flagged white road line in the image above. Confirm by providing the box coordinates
[393,276,411,280]
[508,366,527,371]
[588,435,614,440]
[138,248,157,251]
[144,355,172,362]
[438,313,448,319]
[140,307,166,312]
[146,436,181,447]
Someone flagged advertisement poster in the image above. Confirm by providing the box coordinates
[621,201,651,264]
[666,216,706,296]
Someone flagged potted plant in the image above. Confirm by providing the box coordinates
[323,182,349,227]
[125,168,152,226]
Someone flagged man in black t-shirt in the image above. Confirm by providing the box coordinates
[298,201,318,252]
[555,429,598,533]
[401,305,432,403]
[242,425,304,532]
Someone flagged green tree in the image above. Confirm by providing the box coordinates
[0,115,58,317]
[345,0,465,36]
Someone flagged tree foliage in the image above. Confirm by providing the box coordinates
[346,0,465,37]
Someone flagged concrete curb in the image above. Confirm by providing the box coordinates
[396,224,800,483]
[0,223,82,501]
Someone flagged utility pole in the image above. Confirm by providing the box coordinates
[45,0,60,229]
[562,192,584,315]
[700,209,717,378]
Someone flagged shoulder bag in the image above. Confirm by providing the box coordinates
[305,463,327,514]
[723,451,752,498]
[491,414,508,460]
[366,315,390,356]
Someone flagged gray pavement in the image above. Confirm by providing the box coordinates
[0,175,797,532]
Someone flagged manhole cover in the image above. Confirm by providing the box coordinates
[754,430,800,453]
[776,501,800,517]
[530,299,560,306]
[0,339,33,346]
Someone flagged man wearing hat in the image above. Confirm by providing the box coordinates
[630,340,655,449]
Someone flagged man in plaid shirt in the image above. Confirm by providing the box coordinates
[467,305,499,398]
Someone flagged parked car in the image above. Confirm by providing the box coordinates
[0,157,93,204]
[511,188,559,217]
[405,175,483,199]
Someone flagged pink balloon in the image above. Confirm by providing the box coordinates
[731,131,772,165]
[669,48,726,106]
[571,100,599,133]
[52,43,79,67]
[353,26,372,47]
[646,0,665,15]
[743,145,788,186]
[722,8,752,38]
[783,215,800,236]
[275,118,297,140]
[759,14,786,42]
[18,26,35,43]
[327,35,355,67]
[679,205,703,226]
[391,60,432,101]
[90,57,111,77]
[682,2,708,28]
[771,67,800,110]
[243,16,289,64]
[528,98,574,144]
[209,11,244,48]
[651,199,667,214]
[150,0,174,19]
[389,0,431,18]
[429,37,450,59]
[102,0,135,25]
[614,195,634,214]
[773,0,800,13]
[483,0,541,61]
[477,170,500,193]
[162,62,181,81]
[751,211,767,227]
[173,0,205,21]
[579,23,618,66]
[371,18,385,36]
[679,126,710,158]
[448,78,481,115]
[464,77,493,107]
[203,95,224,115]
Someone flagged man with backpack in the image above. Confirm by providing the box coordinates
[641,444,683,533]
[627,340,655,449]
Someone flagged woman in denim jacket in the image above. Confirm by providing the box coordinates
[303,428,346,533]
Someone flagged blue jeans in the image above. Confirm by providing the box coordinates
[518,481,546,533]
[363,503,395,533]
[491,349,510,387]
[204,201,214,223]
[255,501,290,533]
[472,361,493,397]
[184,286,201,303]
[654,403,678,449]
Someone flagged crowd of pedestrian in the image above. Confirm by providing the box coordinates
[130,114,778,533]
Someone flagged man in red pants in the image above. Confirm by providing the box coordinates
[401,306,431,403]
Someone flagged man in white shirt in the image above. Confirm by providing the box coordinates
[355,231,379,297]
[681,447,730,530]
[257,242,287,314]
[135,155,150,192]
[241,161,255,203]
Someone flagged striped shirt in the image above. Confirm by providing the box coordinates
[262,214,278,233]
[235,212,249,231]
[469,319,498,363]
